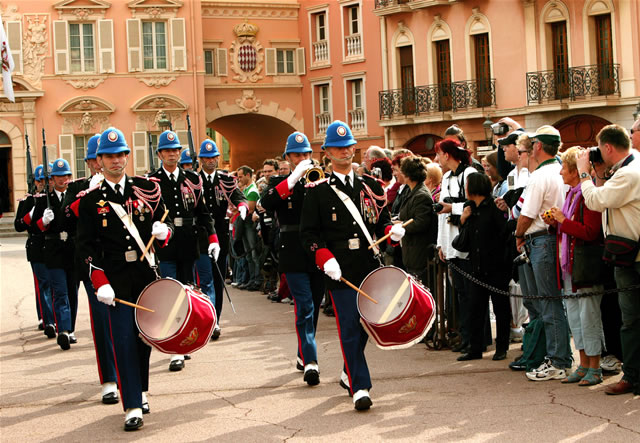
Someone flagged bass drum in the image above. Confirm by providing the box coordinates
[357,266,435,350]
[135,278,216,354]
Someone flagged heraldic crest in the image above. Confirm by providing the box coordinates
[230,19,263,83]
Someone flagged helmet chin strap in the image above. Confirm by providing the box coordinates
[325,150,355,164]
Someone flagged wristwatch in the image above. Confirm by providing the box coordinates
[580,172,590,180]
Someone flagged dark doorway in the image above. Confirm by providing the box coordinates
[555,114,611,150]
[399,45,415,114]
[0,145,12,213]
[405,134,442,160]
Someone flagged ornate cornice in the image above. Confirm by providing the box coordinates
[138,75,177,88]
[64,76,107,90]
[128,0,183,18]
[201,2,299,20]
[54,0,111,20]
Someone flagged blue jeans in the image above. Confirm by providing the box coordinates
[523,234,572,368]
[233,257,249,285]
[195,253,215,306]
[31,262,54,326]
[241,222,262,286]
[47,268,72,332]
[285,273,319,364]
[614,262,640,385]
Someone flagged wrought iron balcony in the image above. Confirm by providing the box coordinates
[375,0,410,8]
[378,79,496,119]
[526,64,620,104]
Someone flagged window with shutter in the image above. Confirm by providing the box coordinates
[69,23,96,73]
[142,21,167,70]
[216,48,228,76]
[59,135,74,176]
[265,48,276,76]
[6,21,22,74]
[74,135,88,178]
[53,21,70,74]
[204,50,214,75]
[126,19,142,72]
[98,20,115,73]
[132,131,148,175]
[170,18,187,71]
[296,47,305,75]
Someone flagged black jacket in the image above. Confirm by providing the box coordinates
[300,173,391,290]
[261,174,316,273]
[14,194,45,262]
[32,189,75,269]
[398,182,437,272]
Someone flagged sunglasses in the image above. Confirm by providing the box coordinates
[517,150,529,155]
[631,128,636,135]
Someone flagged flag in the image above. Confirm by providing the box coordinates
[0,16,15,103]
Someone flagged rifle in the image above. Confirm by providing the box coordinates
[25,134,35,195]
[41,128,51,208]
[186,114,199,171]
[148,132,156,174]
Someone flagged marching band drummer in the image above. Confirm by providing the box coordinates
[300,121,405,410]
[75,128,173,431]
[261,132,326,386]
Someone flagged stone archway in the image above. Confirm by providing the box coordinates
[555,114,611,149]
[405,133,442,160]
[0,120,25,212]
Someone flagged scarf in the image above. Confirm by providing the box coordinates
[560,183,582,277]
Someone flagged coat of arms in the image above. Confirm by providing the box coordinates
[230,20,263,83]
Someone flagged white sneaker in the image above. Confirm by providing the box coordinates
[510,327,524,343]
[526,358,566,381]
[280,297,292,304]
[600,354,622,373]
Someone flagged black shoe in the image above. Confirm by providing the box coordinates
[509,360,527,371]
[237,282,250,290]
[38,321,44,331]
[457,352,482,361]
[303,365,320,386]
[247,284,261,292]
[102,391,119,405]
[184,354,191,360]
[354,394,372,411]
[340,379,352,396]
[211,327,221,341]
[142,402,150,414]
[169,359,184,371]
[124,417,143,431]
[44,324,56,339]
[296,358,304,371]
[451,342,469,353]
[492,351,508,361]
[57,332,71,351]
[69,334,77,344]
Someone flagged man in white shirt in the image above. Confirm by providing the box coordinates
[515,125,572,381]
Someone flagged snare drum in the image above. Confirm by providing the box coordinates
[357,266,435,350]
[135,278,216,354]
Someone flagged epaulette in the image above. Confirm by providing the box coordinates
[184,169,200,180]
[362,173,385,187]
[76,185,100,198]
[18,193,32,201]
[67,177,86,184]
[134,175,160,182]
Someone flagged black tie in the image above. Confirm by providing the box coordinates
[345,175,353,194]
[170,174,176,183]
[59,192,65,203]
[209,175,213,185]
[115,184,121,195]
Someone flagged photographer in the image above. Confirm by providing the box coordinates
[453,173,511,361]
[435,138,478,353]
[577,122,640,396]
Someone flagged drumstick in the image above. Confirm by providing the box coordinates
[114,298,155,313]
[339,277,377,304]
[368,218,414,250]
[140,209,170,261]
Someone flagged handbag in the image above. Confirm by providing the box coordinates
[603,235,640,267]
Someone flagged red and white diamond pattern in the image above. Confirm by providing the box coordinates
[238,44,257,72]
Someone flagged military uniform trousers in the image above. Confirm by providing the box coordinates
[195,253,215,306]
[286,272,324,364]
[31,262,54,326]
[83,277,117,385]
[211,224,231,320]
[328,288,372,394]
[46,265,74,333]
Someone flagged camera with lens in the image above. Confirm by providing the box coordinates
[491,122,509,136]
[588,146,603,164]
[371,167,382,179]
[433,202,444,213]
[513,245,531,266]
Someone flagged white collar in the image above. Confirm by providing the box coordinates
[104,175,127,194]
[332,169,355,186]
[204,170,216,181]
[54,188,65,199]
[163,166,179,181]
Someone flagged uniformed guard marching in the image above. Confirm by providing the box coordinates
[300,121,405,411]
[198,139,248,339]
[261,132,325,386]
[14,164,55,337]
[32,158,77,350]
[62,134,119,405]
[76,127,173,431]
[149,130,219,371]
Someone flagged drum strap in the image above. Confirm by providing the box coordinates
[108,202,155,267]
[330,185,380,256]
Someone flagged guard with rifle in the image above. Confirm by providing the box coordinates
[198,138,248,340]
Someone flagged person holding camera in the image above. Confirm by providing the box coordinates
[435,138,478,353]
[577,123,640,396]
[543,147,605,386]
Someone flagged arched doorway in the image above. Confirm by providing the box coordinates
[405,133,442,160]
[555,114,611,150]
[0,131,12,213]
[209,113,297,170]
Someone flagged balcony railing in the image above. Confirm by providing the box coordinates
[526,64,620,105]
[316,112,332,135]
[349,108,366,131]
[375,0,410,8]
[378,79,496,119]
[313,40,329,64]
[345,34,362,58]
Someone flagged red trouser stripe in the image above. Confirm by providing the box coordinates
[87,297,104,384]
[329,291,354,396]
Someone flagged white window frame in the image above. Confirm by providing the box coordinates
[69,22,96,73]
[276,49,296,75]
[316,12,326,42]
[204,49,215,75]
[339,0,364,63]
[342,72,367,134]
[142,20,168,71]
[307,4,331,68]
[310,77,333,138]
[73,134,90,178]
[350,5,359,35]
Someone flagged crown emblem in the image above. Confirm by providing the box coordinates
[108,131,118,142]
[337,126,347,137]
[233,19,258,38]
[295,134,304,143]
[167,133,175,141]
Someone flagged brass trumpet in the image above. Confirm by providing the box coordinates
[304,166,325,184]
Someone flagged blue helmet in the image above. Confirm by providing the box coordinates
[198,139,220,158]
[321,120,357,149]
[51,158,72,176]
[284,132,312,158]
[85,133,101,160]
[97,128,130,155]
[179,149,193,165]
[34,164,44,181]
[157,130,182,151]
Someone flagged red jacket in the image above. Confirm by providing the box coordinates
[555,193,603,292]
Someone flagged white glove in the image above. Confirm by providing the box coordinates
[28,207,35,219]
[96,284,116,306]
[152,221,169,241]
[208,242,220,261]
[390,223,406,242]
[323,258,342,281]
[239,205,247,220]
[287,159,314,189]
[42,208,55,226]
[89,172,104,189]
